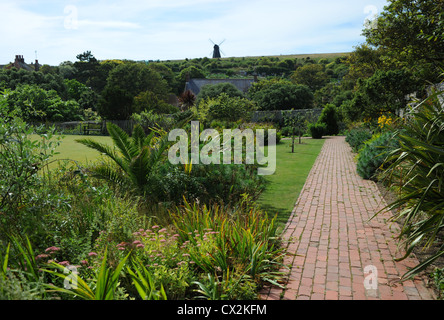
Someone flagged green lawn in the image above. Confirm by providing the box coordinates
[257,138,325,229]
[32,134,113,170]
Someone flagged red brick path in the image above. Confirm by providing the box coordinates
[260,136,436,300]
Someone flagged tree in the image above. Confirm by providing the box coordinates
[206,93,256,123]
[98,62,171,120]
[196,82,244,104]
[64,79,98,110]
[343,44,384,84]
[345,69,419,121]
[73,51,100,87]
[291,64,329,91]
[363,0,444,82]
[283,111,307,152]
[176,66,206,93]
[5,84,82,122]
[317,104,339,135]
[249,79,313,111]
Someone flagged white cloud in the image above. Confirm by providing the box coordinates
[0,0,389,65]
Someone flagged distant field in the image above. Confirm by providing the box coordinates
[162,52,350,63]
[244,52,350,60]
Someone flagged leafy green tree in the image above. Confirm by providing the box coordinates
[0,68,67,96]
[283,111,307,151]
[73,51,100,87]
[348,69,419,120]
[205,93,256,122]
[249,79,313,111]
[64,79,98,110]
[133,90,178,114]
[317,104,339,135]
[5,85,82,122]
[291,64,329,91]
[362,0,444,82]
[343,44,384,84]
[176,66,207,93]
[196,82,244,104]
[98,62,171,120]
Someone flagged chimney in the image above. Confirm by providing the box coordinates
[14,55,20,68]
[35,59,39,72]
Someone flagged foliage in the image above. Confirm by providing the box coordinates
[378,91,444,279]
[356,131,399,180]
[133,90,178,114]
[131,110,177,132]
[207,93,256,123]
[432,268,444,300]
[248,79,313,111]
[76,122,172,196]
[291,63,329,91]
[308,123,326,139]
[170,199,284,291]
[98,62,171,120]
[348,69,419,121]
[345,127,373,152]
[0,103,61,236]
[282,111,307,150]
[196,82,245,104]
[317,104,339,135]
[43,248,131,300]
[362,0,444,82]
[178,90,196,111]
[4,85,83,122]
[0,67,67,96]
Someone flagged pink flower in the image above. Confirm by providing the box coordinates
[152,225,159,229]
[132,240,142,245]
[81,260,88,265]
[59,261,70,266]
[159,228,167,233]
[36,254,49,260]
[88,252,98,257]
[45,246,60,253]
[136,244,145,248]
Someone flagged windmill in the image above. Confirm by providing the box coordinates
[209,39,225,58]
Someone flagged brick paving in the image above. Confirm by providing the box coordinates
[260,136,436,300]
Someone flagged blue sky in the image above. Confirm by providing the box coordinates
[0,0,389,65]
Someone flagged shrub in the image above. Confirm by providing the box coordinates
[379,90,444,279]
[0,101,61,238]
[317,104,339,135]
[196,93,256,124]
[308,123,326,139]
[345,127,372,152]
[356,132,399,180]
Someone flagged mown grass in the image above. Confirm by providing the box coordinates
[31,134,113,170]
[257,138,325,230]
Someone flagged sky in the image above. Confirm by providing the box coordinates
[0,0,389,66]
